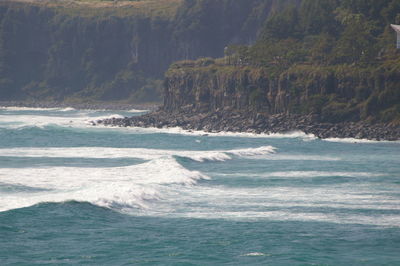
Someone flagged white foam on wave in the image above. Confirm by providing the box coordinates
[59,107,76,112]
[0,107,135,131]
[0,106,77,112]
[0,106,60,111]
[102,125,317,139]
[264,171,384,178]
[161,128,316,139]
[181,210,400,227]
[241,252,267,257]
[1,147,399,227]
[0,112,126,129]
[259,154,341,161]
[227,146,277,157]
[0,145,276,162]
[89,114,125,122]
[0,157,209,212]
[218,171,384,178]
[0,114,80,129]
[127,108,149,113]
[324,137,400,144]
[149,184,400,227]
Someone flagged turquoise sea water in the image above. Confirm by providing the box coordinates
[0,107,399,265]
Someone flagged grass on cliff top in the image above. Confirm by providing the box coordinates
[2,0,183,18]
[166,58,263,79]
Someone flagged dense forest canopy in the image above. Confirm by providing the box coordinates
[204,0,400,124]
[226,0,400,69]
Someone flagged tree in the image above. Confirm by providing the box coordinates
[332,9,378,64]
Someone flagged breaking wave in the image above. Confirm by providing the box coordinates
[110,126,317,139]
[0,106,60,111]
[0,145,276,162]
[324,137,400,144]
[0,144,275,212]
[0,112,126,129]
[0,157,209,212]
[127,108,149,113]
[59,107,76,112]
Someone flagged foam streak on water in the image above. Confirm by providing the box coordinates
[217,171,384,178]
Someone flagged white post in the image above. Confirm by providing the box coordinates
[397,33,400,49]
[390,24,400,49]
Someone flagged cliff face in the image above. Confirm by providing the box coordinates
[0,0,295,103]
[164,61,400,124]
[96,58,400,140]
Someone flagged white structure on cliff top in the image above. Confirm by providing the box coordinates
[391,24,400,48]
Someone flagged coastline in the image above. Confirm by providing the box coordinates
[2,101,398,141]
[96,108,400,141]
[0,100,160,111]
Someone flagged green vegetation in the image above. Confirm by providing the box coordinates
[170,0,400,124]
[56,0,183,19]
[4,0,183,19]
[248,0,400,68]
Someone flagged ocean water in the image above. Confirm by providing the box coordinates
[0,107,399,265]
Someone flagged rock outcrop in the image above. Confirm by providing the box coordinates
[97,108,400,140]
[163,62,400,124]
[98,60,400,140]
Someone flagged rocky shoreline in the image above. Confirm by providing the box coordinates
[5,100,397,140]
[96,107,400,141]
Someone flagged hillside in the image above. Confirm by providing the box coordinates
[0,0,292,104]
[162,0,400,125]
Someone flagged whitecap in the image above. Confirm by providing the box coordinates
[127,108,149,113]
[241,252,267,257]
[324,138,400,144]
[95,125,317,140]
[157,185,400,227]
[0,106,59,111]
[59,107,76,112]
[218,171,384,178]
[88,114,125,121]
[0,112,127,129]
[0,145,276,162]
[0,157,210,212]
[227,146,276,157]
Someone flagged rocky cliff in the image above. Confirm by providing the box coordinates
[96,58,400,140]
[0,0,296,103]
[163,60,400,125]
